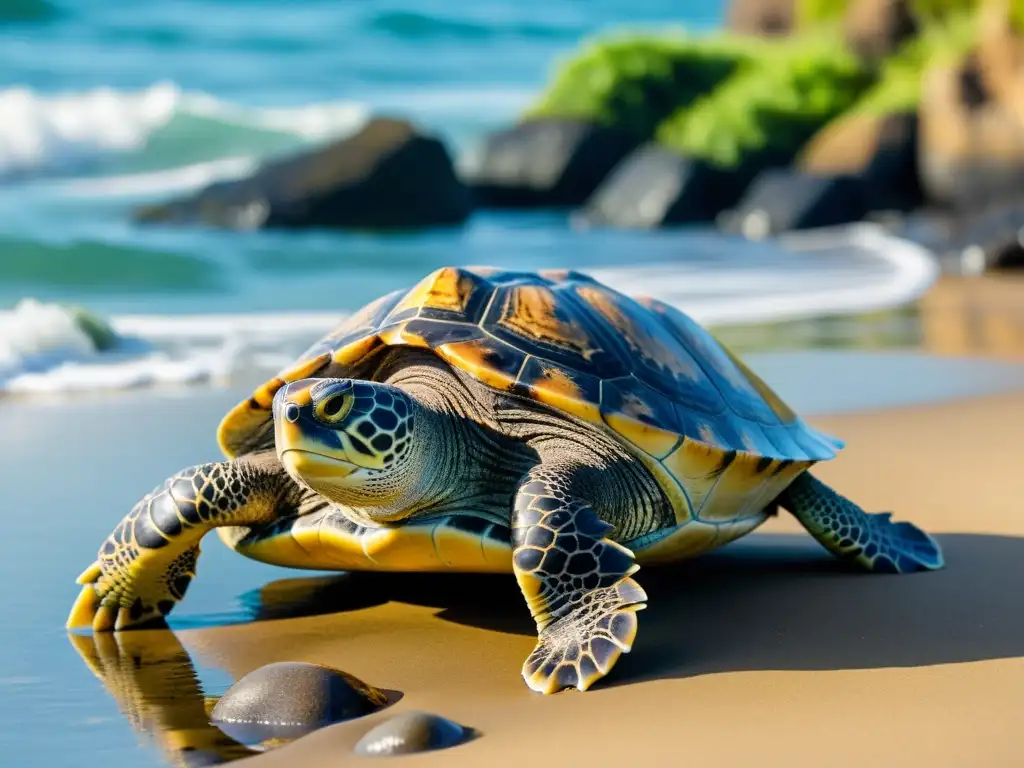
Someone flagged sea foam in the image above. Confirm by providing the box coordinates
[0,224,940,398]
[0,82,368,179]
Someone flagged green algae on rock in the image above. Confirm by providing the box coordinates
[654,39,871,171]
[524,33,751,141]
[527,30,871,174]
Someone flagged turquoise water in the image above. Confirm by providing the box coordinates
[0,0,723,316]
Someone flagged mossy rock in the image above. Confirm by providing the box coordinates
[654,37,872,171]
[524,33,756,140]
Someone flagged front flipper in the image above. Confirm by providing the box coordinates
[780,472,944,573]
[68,453,295,632]
[512,465,647,695]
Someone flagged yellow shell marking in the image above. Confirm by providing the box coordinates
[331,334,382,366]
[528,365,601,424]
[500,284,598,358]
[437,339,521,391]
[379,324,430,349]
[387,266,478,318]
[661,438,733,517]
[217,525,336,570]
[602,411,681,459]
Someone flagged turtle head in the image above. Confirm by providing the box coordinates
[273,378,422,520]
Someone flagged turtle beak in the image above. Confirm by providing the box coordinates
[274,382,361,483]
[279,448,359,480]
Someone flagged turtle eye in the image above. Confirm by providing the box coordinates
[315,392,353,424]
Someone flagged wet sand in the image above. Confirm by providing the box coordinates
[21,275,1024,768]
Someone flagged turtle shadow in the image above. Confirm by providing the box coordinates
[242,533,1024,687]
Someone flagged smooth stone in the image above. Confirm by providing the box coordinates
[210,661,389,744]
[578,143,756,229]
[799,111,922,214]
[459,118,638,208]
[723,169,869,238]
[354,711,468,757]
[133,116,473,231]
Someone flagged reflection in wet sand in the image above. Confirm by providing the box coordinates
[917,275,1024,359]
[69,631,257,766]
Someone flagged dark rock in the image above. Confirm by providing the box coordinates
[918,16,1024,212]
[459,119,639,208]
[133,117,473,231]
[943,203,1024,273]
[210,661,390,744]
[884,202,1024,274]
[354,711,468,756]
[843,0,917,67]
[799,111,922,213]
[722,169,869,238]
[726,0,794,37]
[577,143,757,229]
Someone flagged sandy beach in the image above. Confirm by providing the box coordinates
[0,273,1008,768]
[40,276,1022,768]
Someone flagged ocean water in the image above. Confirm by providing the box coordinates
[0,0,947,398]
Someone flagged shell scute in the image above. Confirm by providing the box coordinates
[437,335,527,393]
[639,297,783,425]
[485,280,626,379]
[600,377,683,459]
[574,283,725,415]
[396,318,484,348]
[383,266,494,326]
[516,355,603,425]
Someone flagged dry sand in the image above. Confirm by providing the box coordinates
[77,276,1024,768]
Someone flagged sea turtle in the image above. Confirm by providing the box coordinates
[67,266,944,694]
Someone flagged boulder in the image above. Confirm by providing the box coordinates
[799,110,922,212]
[726,0,795,36]
[458,119,639,208]
[576,143,756,229]
[133,117,473,230]
[843,0,918,66]
[722,169,869,238]
[918,15,1024,211]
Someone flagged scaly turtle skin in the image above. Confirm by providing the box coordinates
[68,266,944,695]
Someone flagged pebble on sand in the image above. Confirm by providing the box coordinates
[210,661,390,743]
[354,711,469,757]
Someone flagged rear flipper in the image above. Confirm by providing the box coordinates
[780,473,944,573]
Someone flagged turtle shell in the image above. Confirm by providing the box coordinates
[218,266,842,527]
